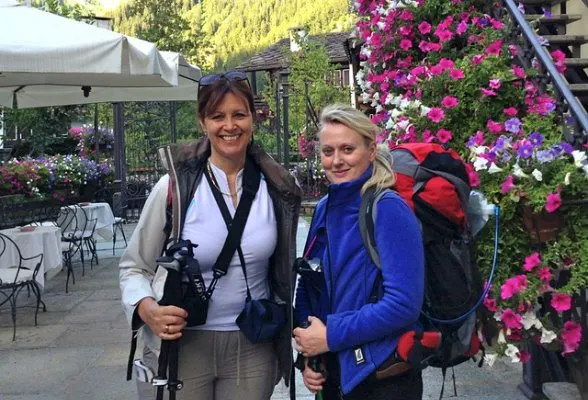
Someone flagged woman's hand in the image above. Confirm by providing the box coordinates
[137,297,188,340]
[302,358,326,394]
[293,316,329,357]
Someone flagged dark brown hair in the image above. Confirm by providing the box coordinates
[197,78,256,121]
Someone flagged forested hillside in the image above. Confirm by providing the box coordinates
[108,0,354,71]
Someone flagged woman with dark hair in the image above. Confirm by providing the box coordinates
[120,71,301,399]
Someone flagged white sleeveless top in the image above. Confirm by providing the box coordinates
[181,161,277,331]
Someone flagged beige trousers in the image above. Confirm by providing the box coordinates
[136,330,278,400]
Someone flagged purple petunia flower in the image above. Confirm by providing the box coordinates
[517,143,534,159]
[502,152,512,164]
[494,135,511,152]
[518,3,525,14]
[528,132,544,147]
[505,117,522,134]
[542,7,552,18]
[560,142,574,154]
[535,150,553,163]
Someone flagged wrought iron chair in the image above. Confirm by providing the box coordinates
[0,232,46,341]
[75,205,99,272]
[111,192,128,255]
[57,205,83,293]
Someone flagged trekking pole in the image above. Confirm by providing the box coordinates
[308,356,324,400]
[153,240,192,400]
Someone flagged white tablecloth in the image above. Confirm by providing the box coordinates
[0,226,62,288]
[62,202,115,241]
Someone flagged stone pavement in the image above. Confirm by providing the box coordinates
[0,219,529,399]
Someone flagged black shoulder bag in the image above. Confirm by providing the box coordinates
[205,157,286,343]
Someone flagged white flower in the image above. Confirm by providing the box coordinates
[385,118,395,130]
[384,93,395,105]
[472,145,488,156]
[497,329,507,344]
[361,92,371,104]
[399,98,411,110]
[484,353,498,367]
[540,329,557,344]
[375,104,384,113]
[390,108,402,119]
[522,311,543,330]
[473,157,489,171]
[391,95,402,107]
[571,150,587,168]
[420,106,431,116]
[505,344,521,363]
[372,92,380,102]
[488,163,503,174]
[512,163,529,178]
[376,21,386,30]
[564,172,571,185]
[531,169,543,181]
[583,164,588,176]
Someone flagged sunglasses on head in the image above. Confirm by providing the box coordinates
[198,71,249,89]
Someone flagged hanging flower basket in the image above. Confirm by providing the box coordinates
[519,205,565,244]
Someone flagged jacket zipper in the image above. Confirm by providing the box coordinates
[325,190,334,314]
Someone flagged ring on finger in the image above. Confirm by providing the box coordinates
[165,324,170,334]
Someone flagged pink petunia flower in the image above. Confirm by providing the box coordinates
[551,293,572,313]
[561,321,582,355]
[471,54,485,65]
[399,39,413,51]
[508,45,519,57]
[438,58,455,70]
[489,79,502,90]
[503,107,519,116]
[501,274,527,299]
[468,171,480,187]
[481,88,497,97]
[523,252,541,272]
[418,21,432,34]
[483,296,498,312]
[501,308,523,330]
[487,119,504,134]
[486,40,503,56]
[441,96,459,108]
[537,267,552,283]
[429,65,444,76]
[551,49,566,63]
[435,29,454,42]
[500,175,515,194]
[436,128,453,143]
[427,107,446,123]
[456,20,468,35]
[545,192,561,213]
[512,65,527,79]
[449,68,465,79]
[422,129,434,143]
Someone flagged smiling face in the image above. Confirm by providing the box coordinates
[200,92,253,168]
[319,122,376,184]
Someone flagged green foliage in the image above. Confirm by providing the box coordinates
[2,106,85,157]
[109,0,354,70]
[30,0,91,19]
[262,41,350,156]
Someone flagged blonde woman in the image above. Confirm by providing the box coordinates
[293,104,425,399]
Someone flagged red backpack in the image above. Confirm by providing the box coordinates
[360,143,494,393]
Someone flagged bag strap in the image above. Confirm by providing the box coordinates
[204,157,260,299]
[358,187,392,271]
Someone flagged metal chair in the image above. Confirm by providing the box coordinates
[57,205,83,293]
[112,192,128,255]
[0,232,46,340]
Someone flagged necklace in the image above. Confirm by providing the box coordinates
[206,161,239,197]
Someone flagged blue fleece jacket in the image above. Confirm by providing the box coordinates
[294,167,424,394]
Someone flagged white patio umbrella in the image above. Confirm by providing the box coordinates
[0,0,201,108]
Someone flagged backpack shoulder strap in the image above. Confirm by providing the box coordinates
[359,187,392,270]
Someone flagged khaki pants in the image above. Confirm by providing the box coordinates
[136,330,278,400]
